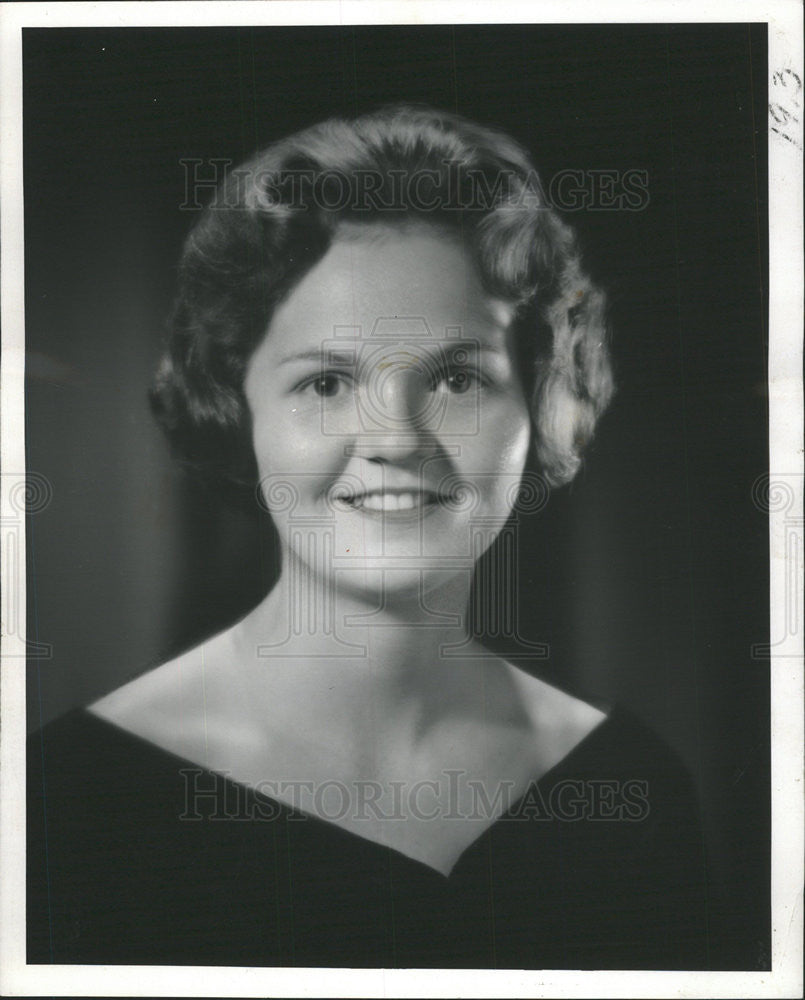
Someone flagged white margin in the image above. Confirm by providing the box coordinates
[767,2,805,997]
[1,2,802,998]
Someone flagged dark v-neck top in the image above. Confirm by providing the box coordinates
[27,704,710,969]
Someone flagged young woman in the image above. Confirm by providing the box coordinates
[28,105,709,969]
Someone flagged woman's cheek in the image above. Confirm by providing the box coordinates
[506,412,532,472]
[480,404,531,515]
[483,398,531,472]
[254,407,343,481]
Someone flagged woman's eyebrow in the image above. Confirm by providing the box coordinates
[443,342,503,356]
[278,349,357,367]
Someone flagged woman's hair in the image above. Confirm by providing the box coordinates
[151,104,614,489]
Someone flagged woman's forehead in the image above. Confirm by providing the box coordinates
[266,225,518,350]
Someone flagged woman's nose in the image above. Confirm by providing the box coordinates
[370,362,424,422]
[358,361,438,461]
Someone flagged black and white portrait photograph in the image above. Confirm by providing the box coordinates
[0,1,802,997]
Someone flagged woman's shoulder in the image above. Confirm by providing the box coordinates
[493,658,609,772]
[497,658,694,788]
[83,624,247,764]
[88,629,228,717]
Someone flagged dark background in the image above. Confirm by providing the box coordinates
[24,24,769,967]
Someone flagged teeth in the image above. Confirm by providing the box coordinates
[343,491,435,512]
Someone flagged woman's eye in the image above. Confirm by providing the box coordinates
[442,368,478,394]
[301,372,350,397]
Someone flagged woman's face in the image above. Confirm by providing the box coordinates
[244,224,531,597]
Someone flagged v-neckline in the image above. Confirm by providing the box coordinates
[80,703,616,882]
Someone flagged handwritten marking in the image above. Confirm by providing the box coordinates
[770,68,802,150]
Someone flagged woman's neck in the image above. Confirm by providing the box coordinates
[232,550,488,728]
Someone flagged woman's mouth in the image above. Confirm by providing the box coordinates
[332,489,449,516]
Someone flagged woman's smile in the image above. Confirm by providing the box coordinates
[332,488,449,517]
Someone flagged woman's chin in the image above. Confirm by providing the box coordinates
[326,562,471,605]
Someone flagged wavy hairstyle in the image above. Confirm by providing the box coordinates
[151,104,614,490]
